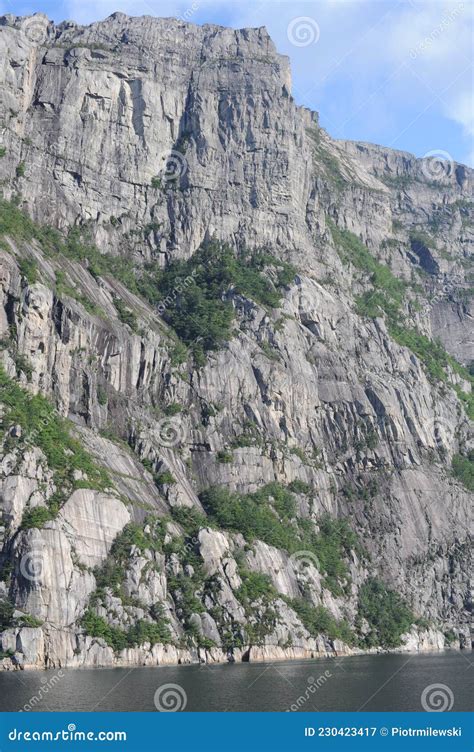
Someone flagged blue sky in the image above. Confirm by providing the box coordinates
[3,0,473,166]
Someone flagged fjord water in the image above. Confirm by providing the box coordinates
[0,653,472,712]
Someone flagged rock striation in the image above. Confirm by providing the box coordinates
[0,12,472,670]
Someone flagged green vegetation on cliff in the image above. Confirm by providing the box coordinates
[356,578,415,648]
[451,452,474,491]
[0,367,111,524]
[0,200,296,364]
[200,484,358,594]
[329,219,474,411]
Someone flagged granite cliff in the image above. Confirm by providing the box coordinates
[0,12,472,670]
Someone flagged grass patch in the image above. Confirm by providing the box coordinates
[112,296,138,331]
[329,220,405,305]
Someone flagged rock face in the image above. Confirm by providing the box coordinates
[0,12,472,670]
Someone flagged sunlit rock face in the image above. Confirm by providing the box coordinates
[0,13,472,669]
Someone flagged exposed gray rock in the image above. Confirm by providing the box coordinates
[0,12,472,671]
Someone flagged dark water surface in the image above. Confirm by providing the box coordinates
[0,652,472,712]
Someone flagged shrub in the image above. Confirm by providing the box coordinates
[18,614,43,627]
[216,450,233,464]
[171,506,209,537]
[164,402,182,416]
[444,629,457,645]
[200,485,358,594]
[13,353,33,382]
[287,598,354,644]
[92,520,166,600]
[237,570,276,608]
[330,222,403,292]
[199,484,297,551]
[357,578,414,648]
[0,599,14,629]
[18,257,38,284]
[16,162,25,178]
[54,271,102,316]
[97,386,108,406]
[0,147,6,158]
[154,470,175,486]
[82,522,172,650]
[168,572,205,621]
[0,366,111,516]
[21,507,54,529]
[451,453,474,491]
[298,516,359,595]
[328,218,474,405]
[287,480,311,494]
[235,568,278,644]
[0,202,297,364]
[112,296,138,331]
[388,325,448,382]
[156,241,295,363]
